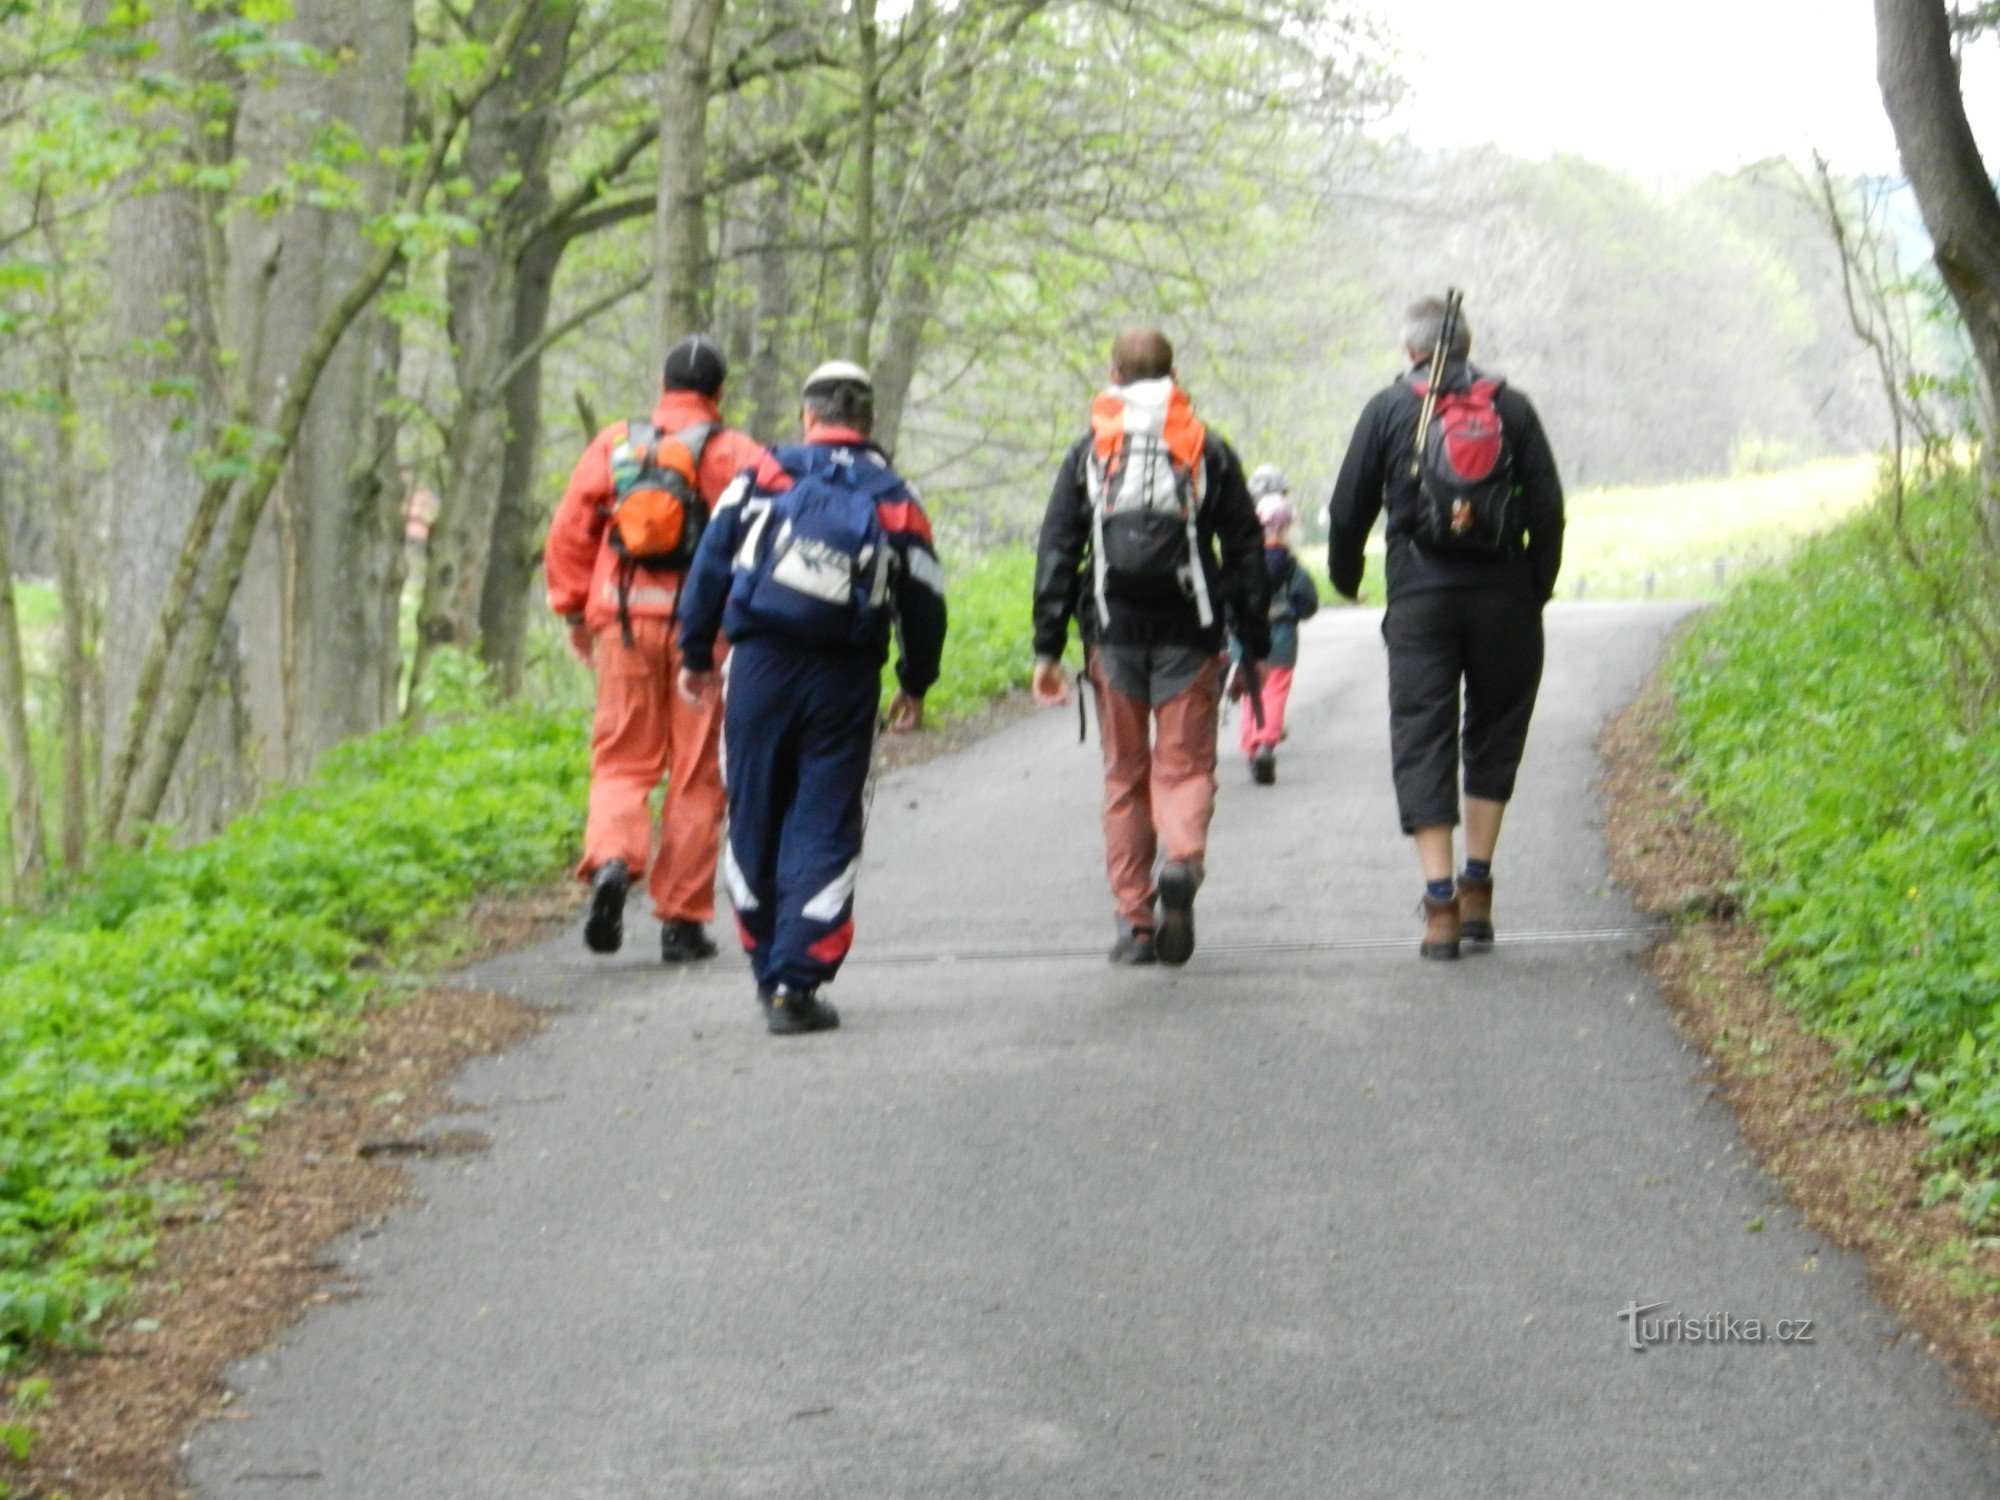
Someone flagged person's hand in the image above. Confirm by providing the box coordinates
[1239,658,1264,697]
[678,667,719,706]
[1031,658,1070,707]
[886,690,924,734]
[566,618,594,667]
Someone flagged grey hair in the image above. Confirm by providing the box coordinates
[803,380,875,434]
[1402,297,1472,361]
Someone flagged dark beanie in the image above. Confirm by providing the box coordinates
[663,334,728,396]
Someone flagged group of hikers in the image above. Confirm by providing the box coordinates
[545,295,1564,1035]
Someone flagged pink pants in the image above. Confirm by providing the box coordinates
[1089,651,1222,933]
[1238,664,1295,756]
[580,617,725,923]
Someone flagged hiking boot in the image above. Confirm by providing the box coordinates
[1155,861,1201,967]
[1457,875,1495,948]
[1250,747,1276,786]
[1109,929,1158,966]
[766,984,840,1036]
[1420,894,1461,960]
[583,859,629,954]
[660,918,719,963]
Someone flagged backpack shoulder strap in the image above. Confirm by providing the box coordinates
[669,422,717,466]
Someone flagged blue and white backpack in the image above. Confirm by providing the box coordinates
[733,445,901,649]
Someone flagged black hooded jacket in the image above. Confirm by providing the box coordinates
[1327,362,1565,603]
[1032,428,1272,662]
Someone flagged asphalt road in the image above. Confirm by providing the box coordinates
[192,602,2000,1498]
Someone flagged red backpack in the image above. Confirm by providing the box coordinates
[1409,373,1514,553]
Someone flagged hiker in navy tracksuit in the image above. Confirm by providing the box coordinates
[677,359,947,1035]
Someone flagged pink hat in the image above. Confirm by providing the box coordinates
[1256,493,1297,540]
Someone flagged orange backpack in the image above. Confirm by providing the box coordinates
[606,420,714,640]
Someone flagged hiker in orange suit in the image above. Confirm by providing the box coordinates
[544,334,767,962]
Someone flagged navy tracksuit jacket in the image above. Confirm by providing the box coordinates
[677,430,947,991]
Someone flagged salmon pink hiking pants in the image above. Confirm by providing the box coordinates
[1088,644,1223,934]
[579,616,725,924]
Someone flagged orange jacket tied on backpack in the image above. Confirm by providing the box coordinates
[1085,378,1214,631]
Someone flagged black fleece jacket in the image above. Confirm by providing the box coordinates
[1032,430,1272,662]
[1327,363,1565,604]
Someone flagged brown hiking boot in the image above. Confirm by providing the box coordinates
[1457,875,1494,947]
[1420,894,1461,960]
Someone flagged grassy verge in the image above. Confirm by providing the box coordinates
[1664,473,2000,1214]
[1562,455,1876,601]
[0,549,1039,1372]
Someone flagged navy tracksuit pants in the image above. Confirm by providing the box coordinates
[721,637,878,992]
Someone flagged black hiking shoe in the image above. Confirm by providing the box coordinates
[1109,929,1158,966]
[584,859,629,954]
[1155,861,1200,967]
[766,984,840,1036]
[1250,747,1276,786]
[660,919,719,963]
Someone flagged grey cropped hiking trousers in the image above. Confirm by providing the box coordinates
[1382,585,1544,834]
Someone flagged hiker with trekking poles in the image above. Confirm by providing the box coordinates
[1326,291,1565,958]
[1030,327,1271,967]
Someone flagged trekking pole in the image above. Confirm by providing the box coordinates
[1410,286,1462,478]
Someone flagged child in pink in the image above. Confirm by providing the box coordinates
[1234,469,1320,785]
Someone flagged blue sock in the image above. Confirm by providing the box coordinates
[1464,859,1491,883]
[1426,877,1456,902]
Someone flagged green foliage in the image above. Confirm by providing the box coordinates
[0,703,587,1367]
[900,546,1039,723]
[1666,475,2000,1215]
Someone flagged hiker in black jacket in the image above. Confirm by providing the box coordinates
[1327,294,1564,958]
[1031,328,1271,967]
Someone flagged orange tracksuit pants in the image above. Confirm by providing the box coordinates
[579,616,725,923]
[1089,645,1223,934]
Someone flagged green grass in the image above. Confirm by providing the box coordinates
[1666,472,2000,1218]
[0,697,588,1364]
[1561,456,1877,601]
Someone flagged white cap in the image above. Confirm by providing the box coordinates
[802,359,872,395]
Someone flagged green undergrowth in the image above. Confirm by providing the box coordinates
[910,545,1037,721]
[0,548,1039,1372]
[0,700,588,1367]
[1666,473,2000,1216]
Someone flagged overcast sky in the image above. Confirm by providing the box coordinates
[1383,0,2000,179]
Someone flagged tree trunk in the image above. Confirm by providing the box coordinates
[478,228,565,696]
[747,173,796,438]
[227,0,415,779]
[46,345,92,869]
[0,482,49,904]
[1877,0,2000,521]
[655,0,727,347]
[100,4,252,841]
[871,236,958,457]
[847,0,881,364]
[413,0,577,704]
